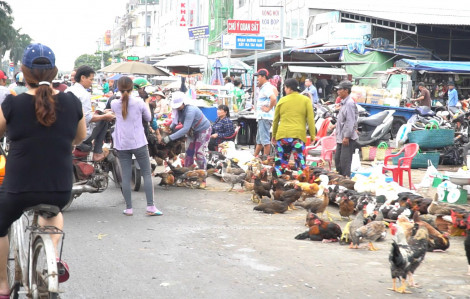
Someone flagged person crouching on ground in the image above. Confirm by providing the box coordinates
[208,104,235,151]
[272,78,316,176]
[163,92,211,188]
[334,80,358,177]
[111,76,162,216]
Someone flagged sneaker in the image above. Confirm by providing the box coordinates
[146,206,163,216]
[57,258,70,283]
[123,208,133,216]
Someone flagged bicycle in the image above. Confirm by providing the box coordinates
[7,204,64,298]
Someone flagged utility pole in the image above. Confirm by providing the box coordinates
[144,0,148,63]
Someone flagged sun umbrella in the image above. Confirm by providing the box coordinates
[107,73,123,80]
[99,61,170,76]
[155,53,208,75]
[211,59,224,86]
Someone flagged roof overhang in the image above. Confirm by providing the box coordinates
[287,65,348,76]
[340,11,417,34]
[272,61,372,67]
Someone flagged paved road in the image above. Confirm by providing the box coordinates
[57,175,470,299]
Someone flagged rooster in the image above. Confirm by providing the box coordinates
[154,172,175,189]
[252,177,271,203]
[389,223,428,293]
[253,185,301,214]
[449,210,470,275]
[295,212,342,242]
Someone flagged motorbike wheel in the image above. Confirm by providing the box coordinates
[391,117,407,139]
[131,162,141,191]
[111,155,123,189]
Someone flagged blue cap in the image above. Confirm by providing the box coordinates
[22,43,55,69]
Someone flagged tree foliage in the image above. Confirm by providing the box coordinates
[74,51,114,71]
[0,2,33,66]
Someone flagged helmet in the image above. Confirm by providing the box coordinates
[133,78,150,89]
[15,72,25,83]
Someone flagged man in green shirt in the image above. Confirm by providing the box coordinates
[102,78,109,94]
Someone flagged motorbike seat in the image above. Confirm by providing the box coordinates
[358,110,390,127]
[73,149,89,158]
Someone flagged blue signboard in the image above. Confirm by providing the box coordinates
[188,25,209,40]
[9,67,14,72]
[235,36,265,50]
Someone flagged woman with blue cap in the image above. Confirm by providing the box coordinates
[0,43,87,292]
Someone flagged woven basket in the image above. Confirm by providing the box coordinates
[361,142,394,161]
[408,124,454,149]
[392,150,440,169]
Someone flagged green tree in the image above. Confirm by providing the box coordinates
[9,29,32,66]
[0,1,16,59]
[74,54,102,71]
[74,51,114,71]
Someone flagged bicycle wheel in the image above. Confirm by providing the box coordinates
[31,235,59,299]
[7,228,20,299]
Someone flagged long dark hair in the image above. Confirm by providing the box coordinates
[117,76,133,119]
[21,59,58,127]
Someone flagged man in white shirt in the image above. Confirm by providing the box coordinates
[0,70,10,105]
[67,65,115,161]
[254,69,277,156]
[224,76,234,92]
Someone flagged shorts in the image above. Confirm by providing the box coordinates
[0,189,71,237]
[256,119,272,146]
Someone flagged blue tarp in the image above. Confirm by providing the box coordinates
[400,59,470,73]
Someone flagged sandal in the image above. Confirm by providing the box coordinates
[57,258,70,283]
[146,206,163,216]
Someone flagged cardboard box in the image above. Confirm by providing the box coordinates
[367,88,385,105]
[351,86,367,103]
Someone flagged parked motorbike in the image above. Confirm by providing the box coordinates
[356,110,395,147]
[64,117,123,210]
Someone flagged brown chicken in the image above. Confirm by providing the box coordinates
[339,194,356,220]
[166,161,195,182]
[253,185,301,214]
[294,191,331,220]
[412,211,449,252]
[252,177,271,203]
[295,212,342,242]
[350,219,387,250]
[155,172,175,189]
[180,169,216,188]
[241,180,254,191]
[225,159,245,175]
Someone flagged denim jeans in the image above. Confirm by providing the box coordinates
[117,145,154,209]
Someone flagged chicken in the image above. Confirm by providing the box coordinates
[412,211,449,252]
[389,223,428,293]
[344,207,365,248]
[449,210,470,275]
[166,161,195,182]
[241,180,254,192]
[221,171,246,192]
[252,177,271,203]
[225,159,245,175]
[253,186,301,214]
[339,193,356,220]
[296,182,322,201]
[428,193,470,215]
[155,172,175,189]
[180,169,216,188]
[295,212,342,242]
[351,218,387,250]
[294,191,331,220]
[277,185,303,210]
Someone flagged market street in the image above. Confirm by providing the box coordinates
[57,176,469,299]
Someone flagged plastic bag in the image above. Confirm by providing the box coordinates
[351,148,361,173]
[416,160,439,189]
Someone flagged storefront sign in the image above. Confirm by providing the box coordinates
[188,25,209,40]
[104,30,111,45]
[222,35,265,50]
[178,0,187,27]
[227,20,260,34]
[258,6,281,40]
